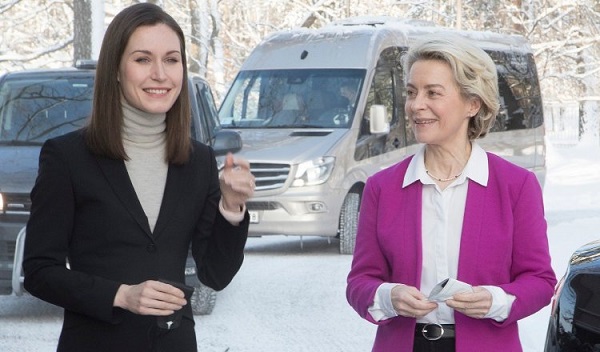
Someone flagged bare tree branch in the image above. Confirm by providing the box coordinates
[0,38,73,63]
[0,0,20,14]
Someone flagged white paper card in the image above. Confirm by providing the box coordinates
[428,278,473,302]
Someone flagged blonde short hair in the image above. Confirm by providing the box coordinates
[403,33,500,140]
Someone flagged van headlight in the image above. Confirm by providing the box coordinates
[0,193,4,212]
[292,157,335,187]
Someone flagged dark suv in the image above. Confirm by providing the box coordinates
[0,61,241,315]
[545,240,600,351]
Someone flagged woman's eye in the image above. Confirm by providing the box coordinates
[134,57,150,63]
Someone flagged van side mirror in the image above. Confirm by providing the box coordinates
[369,105,389,134]
[212,130,242,156]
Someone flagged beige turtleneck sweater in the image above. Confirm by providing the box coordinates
[121,99,244,229]
[121,100,168,232]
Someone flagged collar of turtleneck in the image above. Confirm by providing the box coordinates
[121,98,166,146]
[120,99,168,232]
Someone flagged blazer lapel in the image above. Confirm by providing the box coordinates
[95,156,153,237]
[406,181,424,288]
[152,162,189,239]
[457,179,486,281]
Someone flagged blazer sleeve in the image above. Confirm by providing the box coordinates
[495,171,557,326]
[23,137,122,323]
[346,175,392,325]
[191,146,249,291]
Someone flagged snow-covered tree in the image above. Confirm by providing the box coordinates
[74,0,93,64]
[0,0,73,71]
[0,0,597,138]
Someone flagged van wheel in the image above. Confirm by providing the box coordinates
[339,192,360,255]
[190,283,217,315]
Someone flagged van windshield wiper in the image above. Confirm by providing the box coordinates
[291,124,329,128]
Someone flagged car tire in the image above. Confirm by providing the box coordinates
[190,283,217,315]
[339,192,360,255]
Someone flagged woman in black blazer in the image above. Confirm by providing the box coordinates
[23,4,254,351]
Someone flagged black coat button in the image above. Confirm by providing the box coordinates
[146,243,157,253]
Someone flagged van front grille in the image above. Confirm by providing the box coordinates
[250,163,290,191]
[246,201,282,211]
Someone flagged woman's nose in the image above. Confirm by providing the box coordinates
[407,93,425,111]
[150,62,166,81]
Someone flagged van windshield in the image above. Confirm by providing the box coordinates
[219,69,365,129]
[0,75,93,144]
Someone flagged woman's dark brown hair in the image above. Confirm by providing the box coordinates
[86,2,191,164]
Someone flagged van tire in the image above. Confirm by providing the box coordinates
[339,192,360,255]
[190,283,217,315]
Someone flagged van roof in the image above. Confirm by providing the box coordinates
[240,16,531,70]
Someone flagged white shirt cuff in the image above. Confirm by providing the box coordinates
[219,198,245,225]
[481,285,516,322]
[368,283,400,321]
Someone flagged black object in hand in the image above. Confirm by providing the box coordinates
[156,279,194,330]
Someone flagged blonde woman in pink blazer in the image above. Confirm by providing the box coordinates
[346,34,556,352]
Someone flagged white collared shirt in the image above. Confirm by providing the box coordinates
[368,143,515,323]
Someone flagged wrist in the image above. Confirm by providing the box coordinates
[221,199,243,213]
[113,284,128,308]
[219,198,245,225]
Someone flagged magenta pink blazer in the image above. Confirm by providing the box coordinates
[347,153,556,351]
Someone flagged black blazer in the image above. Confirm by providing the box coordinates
[23,130,249,351]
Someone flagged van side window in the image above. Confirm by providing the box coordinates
[355,47,407,161]
[487,51,544,131]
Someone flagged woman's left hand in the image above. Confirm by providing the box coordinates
[219,153,255,211]
[446,286,492,319]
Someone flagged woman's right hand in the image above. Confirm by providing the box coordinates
[219,153,255,212]
[113,280,187,316]
[391,284,438,318]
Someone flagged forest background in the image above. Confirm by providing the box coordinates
[0,0,598,139]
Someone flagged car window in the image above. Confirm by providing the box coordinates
[219,69,365,129]
[192,79,220,143]
[487,50,544,131]
[0,75,93,144]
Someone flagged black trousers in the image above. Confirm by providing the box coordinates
[413,336,456,352]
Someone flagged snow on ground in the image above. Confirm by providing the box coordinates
[1,137,599,352]
[519,137,600,352]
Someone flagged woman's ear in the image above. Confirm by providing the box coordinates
[468,97,482,117]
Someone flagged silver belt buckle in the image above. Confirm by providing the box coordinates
[421,323,444,341]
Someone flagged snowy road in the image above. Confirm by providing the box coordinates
[1,139,599,352]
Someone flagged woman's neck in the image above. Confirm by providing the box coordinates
[424,141,472,180]
[121,99,166,144]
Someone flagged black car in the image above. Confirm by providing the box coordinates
[0,60,241,315]
[545,239,600,351]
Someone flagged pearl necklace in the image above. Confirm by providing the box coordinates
[425,169,462,182]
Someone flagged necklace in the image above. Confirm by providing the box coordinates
[425,169,462,182]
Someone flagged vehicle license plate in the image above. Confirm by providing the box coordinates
[249,211,259,223]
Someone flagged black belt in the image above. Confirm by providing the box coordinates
[415,323,455,341]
